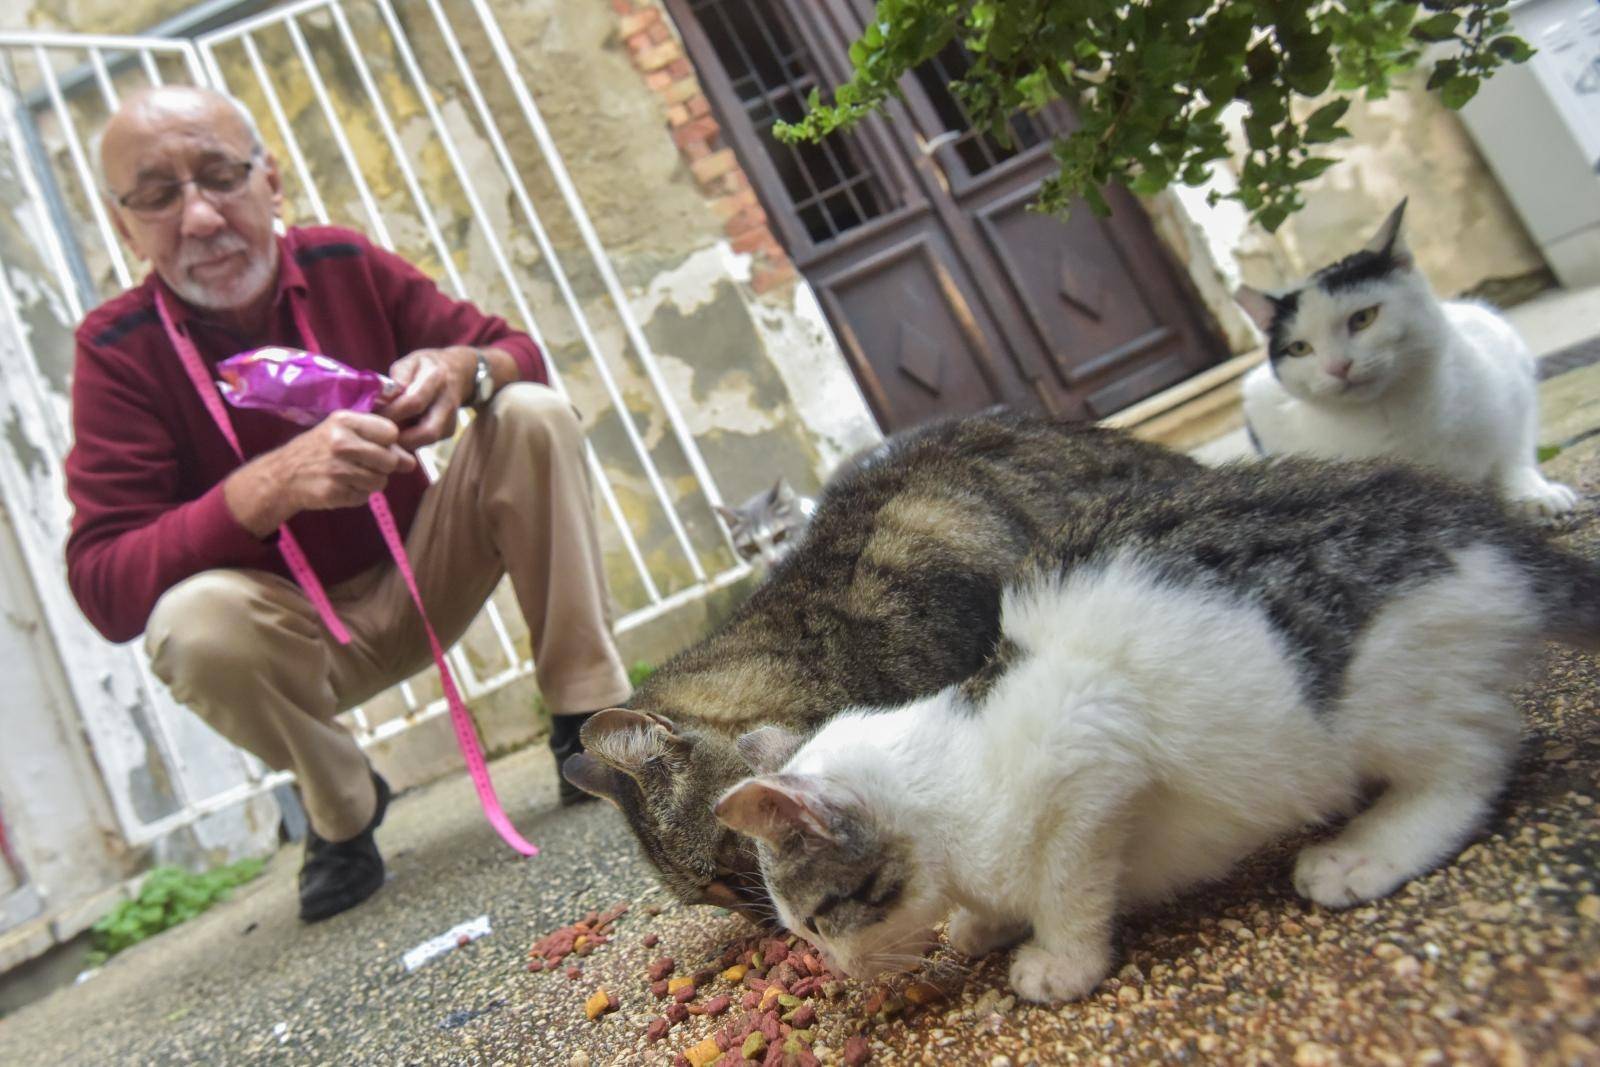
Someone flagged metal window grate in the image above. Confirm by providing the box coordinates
[689,0,891,243]
[912,41,1045,178]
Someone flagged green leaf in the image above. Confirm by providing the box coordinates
[1490,36,1535,64]
[1440,74,1480,109]
[1410,12,1460,42]
[1258,203,1290,232]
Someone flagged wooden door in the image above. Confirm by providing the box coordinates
[667,0,1229,431]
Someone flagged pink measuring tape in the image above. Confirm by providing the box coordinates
[155,288,538,857]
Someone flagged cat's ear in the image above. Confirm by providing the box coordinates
[735,725,805,774]
[561,751,630,807]
[1364,198,1414,269]
[714,774,837,845]
[580,708,690,777]
[1235,285,1280,333]
[767,478,788,505]
[714,504,741,527]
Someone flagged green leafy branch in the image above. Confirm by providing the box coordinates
[776,1,1532,230]
[88,859,264,965]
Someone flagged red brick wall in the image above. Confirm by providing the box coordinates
[613,0,798,295]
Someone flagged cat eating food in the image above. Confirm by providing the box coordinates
[716,459,1598,1003]
[1238,199,1576,520]
[560,409,1206,920]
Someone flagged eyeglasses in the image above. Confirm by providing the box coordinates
[115,154,258,218]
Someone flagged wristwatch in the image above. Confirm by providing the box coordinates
[470,350,495,411]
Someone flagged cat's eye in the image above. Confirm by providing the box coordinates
[802,916,819,935]
[1284,339,1313,358]
[1348,305,1380,332]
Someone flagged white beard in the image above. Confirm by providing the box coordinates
[167,238,278,316]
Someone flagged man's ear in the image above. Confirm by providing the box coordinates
[580,708,690,778]
[735,725,805,775]
[713,775,836,846]
[560,752,628,807]
[262,149,284,217]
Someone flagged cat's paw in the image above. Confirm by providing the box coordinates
[946,909,1028,958]
[1007,942,1109,1004]
[1293,843,1409,908]
[1506,471,1578,521]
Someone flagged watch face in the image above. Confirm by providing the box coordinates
[475,355,493,404]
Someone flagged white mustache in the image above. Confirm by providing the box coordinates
[179,236,249,271]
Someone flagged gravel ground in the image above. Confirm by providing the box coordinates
[2,435,1595,1067]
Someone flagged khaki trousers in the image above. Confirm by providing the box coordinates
[145,383,632,841]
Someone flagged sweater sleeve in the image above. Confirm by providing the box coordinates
[368,243,547,384]
[63,339,269,643]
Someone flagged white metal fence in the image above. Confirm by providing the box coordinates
[0,0,749,850]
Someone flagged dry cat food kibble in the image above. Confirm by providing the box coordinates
[583,988,618,1021]
[525,902,629,970]
[523,906,933,1062]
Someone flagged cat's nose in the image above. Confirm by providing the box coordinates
[1326,360,1353,380]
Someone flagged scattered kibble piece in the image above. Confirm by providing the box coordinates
[843,1034,871,1065]
[643,933,660,948]
[651,980,670,999]
[742,1032,768,1059]
[904,981,945,1006]
[666,1003,690,1024]
[720,963,748,983]
[667,976,696,995]
[648,957,677,982]
[526,902,629,969]
[565,966,582,981]
[646,1017,671,1042]
[673,984,697,1004]
[702,994,732,1016]
[684,1036,723,1067]
[583,988,617,1020]
[789,1003,816,1029]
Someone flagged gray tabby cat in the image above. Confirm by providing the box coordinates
[715,479,817,566]
[717,459,1599,1001]
[562,410,1203,919]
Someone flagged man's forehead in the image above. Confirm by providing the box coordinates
[102,90,252,181]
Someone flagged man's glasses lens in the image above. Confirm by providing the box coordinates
[119,159,254,214]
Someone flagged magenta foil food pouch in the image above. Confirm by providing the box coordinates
[218,346,396,426]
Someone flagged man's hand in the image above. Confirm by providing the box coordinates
[224,411,418,537]
[379,346,477,451]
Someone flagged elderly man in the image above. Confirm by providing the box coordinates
[65,85,631,921]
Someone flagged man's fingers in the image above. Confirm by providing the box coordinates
[378,366,444,425]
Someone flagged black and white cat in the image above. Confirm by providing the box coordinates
[715,459,1598,1003]
[1238,200,1576,520]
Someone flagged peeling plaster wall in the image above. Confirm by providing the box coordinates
[1230,72,1546,299]
[3,0,877,877]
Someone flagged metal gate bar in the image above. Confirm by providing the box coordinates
[0,1,757,848]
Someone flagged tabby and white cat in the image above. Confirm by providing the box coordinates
[1239,200,1576,519]
[717,459,1599,1002]
[715,479,817,566]
[563,410,1205,919]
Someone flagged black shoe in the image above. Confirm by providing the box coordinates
[550,711,599,807]
[299,771,391,922]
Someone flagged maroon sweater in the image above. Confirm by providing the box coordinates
[65,225,546,643]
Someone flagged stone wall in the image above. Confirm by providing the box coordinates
[1231,71,1547,300]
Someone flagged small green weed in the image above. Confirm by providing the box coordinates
[1537,444,1562,463]
[88,859,264,965]
[627,661,656,689]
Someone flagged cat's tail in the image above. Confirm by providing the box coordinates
[1533,541,1600,653]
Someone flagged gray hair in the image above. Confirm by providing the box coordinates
[93,87,266,197]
